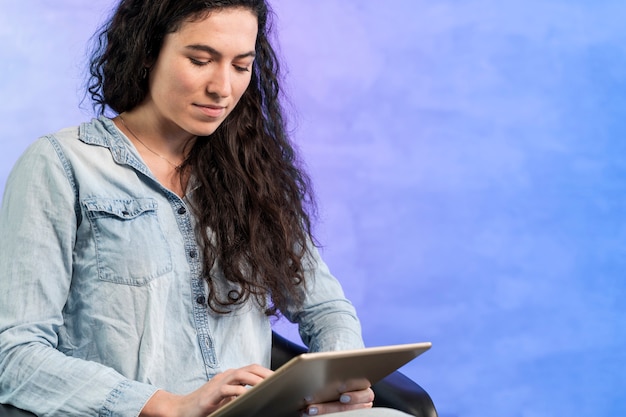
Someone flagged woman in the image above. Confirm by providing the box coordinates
[0,1,408,416]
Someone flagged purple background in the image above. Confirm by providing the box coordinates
[1,1,625,416]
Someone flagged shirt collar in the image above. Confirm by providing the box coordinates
[79,116,152,176]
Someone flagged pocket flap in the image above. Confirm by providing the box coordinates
[83,198,157,219]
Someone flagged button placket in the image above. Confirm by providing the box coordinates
[172,198,217,370]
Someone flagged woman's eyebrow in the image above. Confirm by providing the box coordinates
[185,44,256,59]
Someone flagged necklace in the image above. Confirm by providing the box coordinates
[118,114,182,169]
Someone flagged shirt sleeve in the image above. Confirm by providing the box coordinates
[0,137,157,417]
[281,241,365,352]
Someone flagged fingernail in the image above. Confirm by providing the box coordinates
[306,407,319,416]
[340,394,351,403]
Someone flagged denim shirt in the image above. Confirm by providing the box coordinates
[0,116,363,417]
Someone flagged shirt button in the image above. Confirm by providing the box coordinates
[189,250,197,259]
[177,207,186,215]
[196,296,206,305]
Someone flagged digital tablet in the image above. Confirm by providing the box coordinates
[208,341,432,417]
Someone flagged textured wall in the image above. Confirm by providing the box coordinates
[1,1,625,416]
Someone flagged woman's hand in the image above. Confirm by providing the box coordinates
[140,364,273,417]
[302,386,375,416]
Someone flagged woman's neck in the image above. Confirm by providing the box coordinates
[114,111,193,198]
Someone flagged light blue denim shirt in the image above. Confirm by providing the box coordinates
[0,116,363,417]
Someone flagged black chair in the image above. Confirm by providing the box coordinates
[0,332,437,417]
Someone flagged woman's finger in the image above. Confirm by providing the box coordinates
[302,400,373,416]
[302,387,375,416]
[336,387,375,405]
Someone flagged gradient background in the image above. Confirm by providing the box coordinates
[1,1,625,416]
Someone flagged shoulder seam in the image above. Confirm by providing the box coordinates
[45,135,82,226]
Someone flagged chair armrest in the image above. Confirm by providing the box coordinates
[372,372,437,417]
[0,403,36,417]
[271,332,437,417]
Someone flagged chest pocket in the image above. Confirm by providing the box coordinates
[83,197,173,285]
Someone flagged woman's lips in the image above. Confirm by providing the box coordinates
[195,104,226,118]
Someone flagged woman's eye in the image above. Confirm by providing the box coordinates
[234,65,250,73]
[190,58,210,66]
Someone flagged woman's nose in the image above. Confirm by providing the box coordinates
[206,65,232,98]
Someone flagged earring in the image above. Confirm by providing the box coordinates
[141,67,148,80]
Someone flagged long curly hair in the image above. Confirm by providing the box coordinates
[87,0,316,316]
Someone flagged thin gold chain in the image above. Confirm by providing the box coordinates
[118,114,181,169]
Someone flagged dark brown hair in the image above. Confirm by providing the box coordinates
[88,0,316,315]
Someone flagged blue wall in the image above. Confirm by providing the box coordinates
[1,1,624,416]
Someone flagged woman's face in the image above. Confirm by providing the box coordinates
[143,7,258,139]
